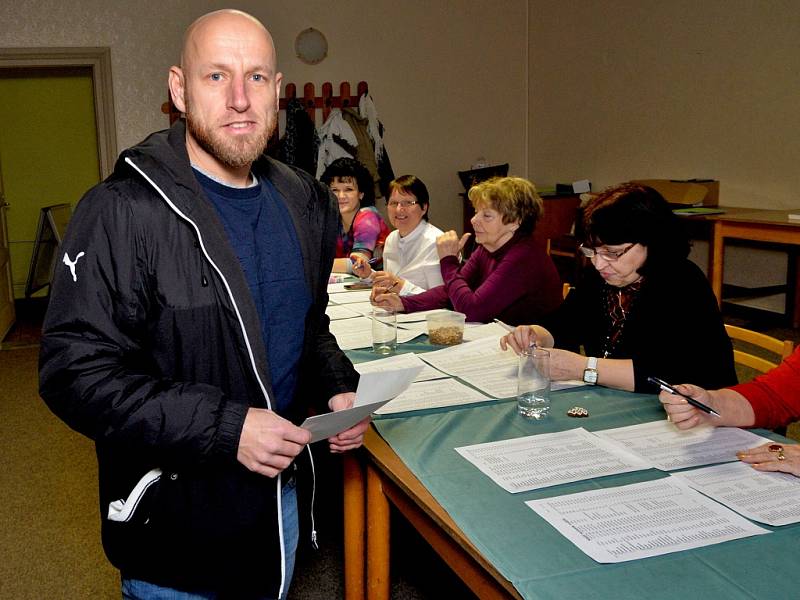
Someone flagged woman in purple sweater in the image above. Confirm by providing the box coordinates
[372,176,563,324]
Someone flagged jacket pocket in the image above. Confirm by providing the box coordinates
[107,467,162,522]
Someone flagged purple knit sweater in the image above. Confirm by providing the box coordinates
[400,232,562,324]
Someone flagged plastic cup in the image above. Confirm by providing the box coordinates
[426,311,466,345]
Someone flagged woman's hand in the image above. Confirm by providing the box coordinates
[349,252,372,278]
[736,442,800,477]
[547,348,586,381]
[371,286,404,311]
[436,230,471,259]
[351,255,373,279]
[373,271,404,293]
[500,326,538,355]
[659,383,717,430]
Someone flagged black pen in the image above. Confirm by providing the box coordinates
[647,376,721,418]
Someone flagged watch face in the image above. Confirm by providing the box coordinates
[583,369,598,384]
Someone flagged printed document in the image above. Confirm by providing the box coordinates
[325,304,363,321]
[376,378,490,414]
[354,352,447,383]
[418,336,519,397]
[328,316,423,350]
[455,427,649,493]
[328,289,373,304]
[594,420,772,471]
[672,461,800,526]
[527,477,769,563]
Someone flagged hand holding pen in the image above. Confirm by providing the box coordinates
[350,255,378,278]
[649,376,722,419]
[496,320,539,355]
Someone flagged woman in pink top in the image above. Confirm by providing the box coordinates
[660,346,800,476]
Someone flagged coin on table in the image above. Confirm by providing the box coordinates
[567,406,589,418]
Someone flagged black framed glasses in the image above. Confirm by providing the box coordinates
[578,243,636,262]
[386,199,418,209]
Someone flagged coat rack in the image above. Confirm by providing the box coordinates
[279,80,369,124]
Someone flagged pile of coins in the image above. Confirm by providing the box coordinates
[566,406,589,418]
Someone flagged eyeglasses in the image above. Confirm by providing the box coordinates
[578,243,636,261]
[386,199,418,209]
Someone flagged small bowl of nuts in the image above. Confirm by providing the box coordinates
[427,311,466,345]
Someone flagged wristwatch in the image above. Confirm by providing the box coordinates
[583,357,598,385]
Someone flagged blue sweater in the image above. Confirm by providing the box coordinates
[196,169,311,413]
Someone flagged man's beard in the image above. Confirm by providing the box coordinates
[184,99,275,170]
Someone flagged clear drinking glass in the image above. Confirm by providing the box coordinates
[517,347,550,419]
[372,308,397,355]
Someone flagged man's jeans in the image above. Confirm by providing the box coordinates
[121,478,299,600]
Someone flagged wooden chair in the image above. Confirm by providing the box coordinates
[724,324,793,376]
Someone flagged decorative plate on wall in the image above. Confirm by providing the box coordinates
[295,28,328,65]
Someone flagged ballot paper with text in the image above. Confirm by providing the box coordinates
[527,477,769,563]
[301,365,422,442]
[328,316,423,350]
[455,427,649,493]
[328,289,373,304]
[594,420,772,471]
[672,461,800,526]
[376,377,490,414]
[353,352,447,383]
[419,336,583,397]
[325,304,364,321]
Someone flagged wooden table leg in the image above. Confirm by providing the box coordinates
[343,454,365,600]
[709,221,724,306]
[366,463,390,600]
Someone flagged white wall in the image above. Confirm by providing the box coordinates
[528,0,800,208]
[0,0,529,234]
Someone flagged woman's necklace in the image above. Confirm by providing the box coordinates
[602,278,643,358]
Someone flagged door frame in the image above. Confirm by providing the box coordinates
[0,47,117,179]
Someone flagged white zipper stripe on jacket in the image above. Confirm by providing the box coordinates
[125,157,288,597]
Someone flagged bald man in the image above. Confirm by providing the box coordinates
[40,10,365,599]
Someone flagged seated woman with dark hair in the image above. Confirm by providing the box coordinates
[373,176,563,324]
[321,157,390,273]
[661,346,800,477]
[353,175,444,295]
[501,182,736,392]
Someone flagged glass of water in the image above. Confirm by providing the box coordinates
[372,308,397,355]
[517,347,550,419]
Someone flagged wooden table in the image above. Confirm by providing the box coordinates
[343,429,520,600]
[702,207,800,326]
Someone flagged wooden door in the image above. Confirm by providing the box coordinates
[0,156,15,340]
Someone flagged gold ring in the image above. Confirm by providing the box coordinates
[777,448,786,461]
[769,444,783,453]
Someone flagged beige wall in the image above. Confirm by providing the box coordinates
[528,0,800,208]
[0,0,529,234]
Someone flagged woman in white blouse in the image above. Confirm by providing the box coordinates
[353,175,444,295]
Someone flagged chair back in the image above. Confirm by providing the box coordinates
[724,324,794,377]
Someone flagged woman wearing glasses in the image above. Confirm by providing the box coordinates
[501,183,736,392]
[373,176,563,324]
[352,175,444,294]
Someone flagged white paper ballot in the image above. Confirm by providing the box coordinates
[455,428,649,493]
[328,289,373,304]
[376,378,490,414]
[594,421,772,471]
[301,366,422,442]
[527,477,769,563]
[354,352,447,383]
[672,461,800,526]
[328,316,423,350]
[325,304,363,321]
